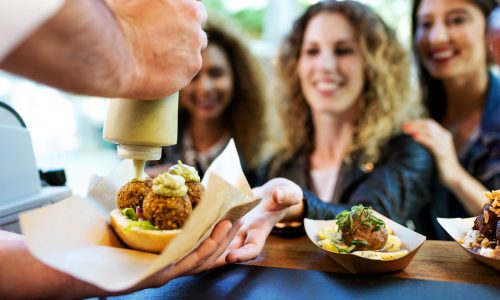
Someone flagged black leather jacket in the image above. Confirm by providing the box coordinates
[257,134,434,234]
[429,72,500,239]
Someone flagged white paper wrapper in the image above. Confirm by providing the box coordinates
[438,217,500,271]
[19,139,261,291]
[304,210,426,274]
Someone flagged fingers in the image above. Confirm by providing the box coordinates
[190,220,243,273]
[166,220,234,279]
[225,228,268,263]
[272,184,303,208]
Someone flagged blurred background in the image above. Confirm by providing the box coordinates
[0,0,412,195]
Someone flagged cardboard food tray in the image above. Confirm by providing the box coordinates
[438,217,500,271]
[304,211,426,274]
[19,140,261,291]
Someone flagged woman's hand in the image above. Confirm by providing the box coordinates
[218,178,303,264]
[402,119,463,187]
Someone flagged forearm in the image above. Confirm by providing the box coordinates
[445,167,486,216]
[0,0,135,98]
[0,230,107,299]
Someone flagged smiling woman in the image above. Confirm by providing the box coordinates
[402,0,500,239]
[256,0,434,235]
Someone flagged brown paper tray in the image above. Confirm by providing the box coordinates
[437,217,500,271]
[304,211,426,274]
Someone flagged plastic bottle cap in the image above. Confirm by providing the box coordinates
[117,145,162,160]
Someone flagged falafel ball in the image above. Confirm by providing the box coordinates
[186,181,204,208]
[142,193,192,230]
[117,178,153,209]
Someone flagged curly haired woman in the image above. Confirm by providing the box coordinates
[147,17,267,185]
[253,0,434,234]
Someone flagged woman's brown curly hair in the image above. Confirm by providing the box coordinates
[273,0,420,170]
[179,16,267,169]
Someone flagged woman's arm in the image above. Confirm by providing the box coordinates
[403,119,485,215]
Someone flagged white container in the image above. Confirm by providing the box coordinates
[103,93,179,161]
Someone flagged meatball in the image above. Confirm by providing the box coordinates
[142,193,192,230]
[338,208,388,251]
[116,178,153,209]
[473,204,499,240]
[186,181,204,208]
[342,219,388,250]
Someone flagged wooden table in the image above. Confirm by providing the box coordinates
[243,235,499,286]
[113,236,499,299]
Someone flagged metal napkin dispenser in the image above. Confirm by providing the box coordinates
[0,102,41,201]
[0,101,71,232]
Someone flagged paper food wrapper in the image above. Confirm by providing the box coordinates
[19,139,261,291]
[437,217,500,271]
[304,211,426,274]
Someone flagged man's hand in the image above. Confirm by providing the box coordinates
[1,0,207,99]
[0,220,240,299]
[109,0,208,98]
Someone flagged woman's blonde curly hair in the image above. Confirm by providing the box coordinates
[179,16,267,169]
[273,0,421,170]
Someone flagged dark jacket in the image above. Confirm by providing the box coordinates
[258,134,434,235]
[429,72,500,239]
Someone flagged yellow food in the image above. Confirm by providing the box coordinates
[385,225,394,235]
[352,249,409,260]
[383,235,401,252]
[317,226,336,240]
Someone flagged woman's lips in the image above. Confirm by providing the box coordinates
[428,49,456,63]
[316,81,340,97]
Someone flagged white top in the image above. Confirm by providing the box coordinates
[183,131,231,173]
[0,0,65,62]
[310,166,340,203]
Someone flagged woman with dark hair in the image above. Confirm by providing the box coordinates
[147,17,267,185]
[246,0,433,235]
[403,0,500,238]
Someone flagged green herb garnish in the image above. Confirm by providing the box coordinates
[121,207,138,221]
[335,205,385,234]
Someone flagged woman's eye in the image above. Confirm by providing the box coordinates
[418,20,433,30]
[335,48,353,55]
[304,48,319,56]
[448,15,467,26]
[208,68,225,78]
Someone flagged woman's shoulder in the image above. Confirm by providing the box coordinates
[385,133,429,152]
[379,133,433,166]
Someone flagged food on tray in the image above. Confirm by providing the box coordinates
[169,160,205,208]
[116,178,153,209]
[461,190,500,259]
[317,205,408,260]
[110,161,203,253]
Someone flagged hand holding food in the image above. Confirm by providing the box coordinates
[317,205,408,260]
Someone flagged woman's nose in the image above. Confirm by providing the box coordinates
[428,21,449,44]
[318,52,336,72]
[195,74,213,91]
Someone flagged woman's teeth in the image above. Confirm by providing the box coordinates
[431,50,454,60]
[317,82,339,91]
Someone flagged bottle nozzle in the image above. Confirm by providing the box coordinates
[117,145,162,161]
